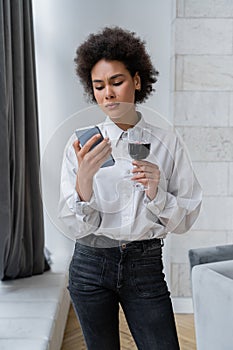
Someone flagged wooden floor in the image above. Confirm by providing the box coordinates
[61,305,196,350]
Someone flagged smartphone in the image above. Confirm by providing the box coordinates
[75,126,115,168]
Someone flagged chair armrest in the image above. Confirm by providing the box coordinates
[189,244,233,269]
[192,260,233,350]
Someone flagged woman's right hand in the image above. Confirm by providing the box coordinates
[73,134,112,201]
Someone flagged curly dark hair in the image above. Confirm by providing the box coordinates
[74,26,159,104]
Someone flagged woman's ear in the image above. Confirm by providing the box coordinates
[134,72,141,91]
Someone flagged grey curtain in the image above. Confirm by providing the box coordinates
[0,0,49,280]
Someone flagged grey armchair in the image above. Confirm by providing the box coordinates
[189,244,233,350]
[189,244,233,269]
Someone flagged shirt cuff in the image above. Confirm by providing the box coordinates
[144,186,166,216]
[73,191,97,215]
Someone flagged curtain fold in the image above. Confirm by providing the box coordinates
[0,0,49,280]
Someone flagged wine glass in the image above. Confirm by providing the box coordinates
[127,126,151,190]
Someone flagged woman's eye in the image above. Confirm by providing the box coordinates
[95,86,104,91]
[113,81,123,86]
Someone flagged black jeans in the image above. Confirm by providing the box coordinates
[68,237,180,350]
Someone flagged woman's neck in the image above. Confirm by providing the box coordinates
[115,109,139,131]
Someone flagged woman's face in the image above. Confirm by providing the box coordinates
[91,59,140,111]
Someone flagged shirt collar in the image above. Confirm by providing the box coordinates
[100,111,146,146]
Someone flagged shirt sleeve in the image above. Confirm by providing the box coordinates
[145,137,202,234]
[57,136,101,239]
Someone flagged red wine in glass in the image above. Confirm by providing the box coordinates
[128,142,151,160]
[127,127,151,190]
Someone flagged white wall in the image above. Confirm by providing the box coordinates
[170,0,233,299]
[33,0,173,149]
[32,0,173,258]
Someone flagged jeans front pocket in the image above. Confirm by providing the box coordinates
[69,246,106,294]
[131,253,169,298]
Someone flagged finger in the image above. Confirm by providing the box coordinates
[132,160,152,166]
[80,135,110,158]
[73,140,81,154]
[89,137,111,156]
[79,134,103,154]
[131,166,153,174]
[131,164,156,175]
[86,142,112,166]
[131,172,147,181]
[132,178,148,186]
[132,176,159,188]
[131,169,160,181]
[87,139,111,159]
[132,160,159,169]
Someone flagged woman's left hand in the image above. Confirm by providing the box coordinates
[131,160,160,200]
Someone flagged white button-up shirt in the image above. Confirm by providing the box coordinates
[58,114,202,241]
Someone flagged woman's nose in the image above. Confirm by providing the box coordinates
[105,85,115,99]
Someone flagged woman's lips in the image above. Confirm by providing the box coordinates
[104,103,120,110]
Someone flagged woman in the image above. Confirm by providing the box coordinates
[59,26,202,350]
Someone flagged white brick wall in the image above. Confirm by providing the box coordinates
[175,19,233,55]
[170,0,233,298]
[194,197,233,230]
[177,0,233,18]
[176,56,233,91]
[193,162,228,196]
[175,92,230,127]
[229,163,233,195]
[171,263,192,297]
[230,94,233,126]
[176,127,233,161]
